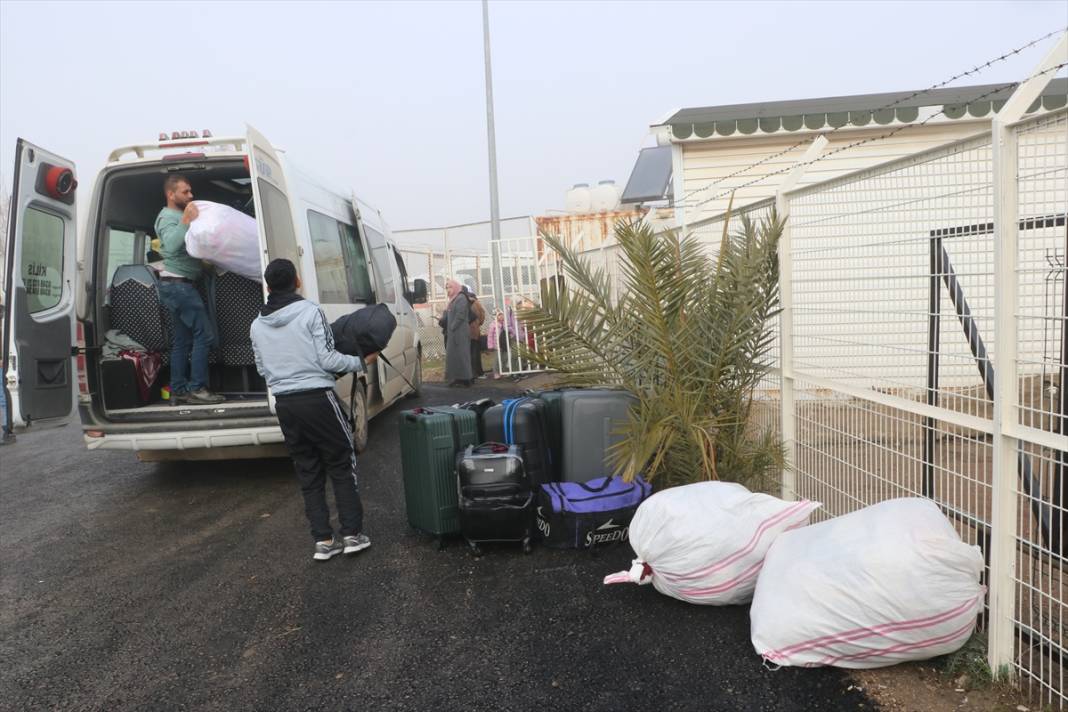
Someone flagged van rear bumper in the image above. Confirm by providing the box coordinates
[84,425,285,452]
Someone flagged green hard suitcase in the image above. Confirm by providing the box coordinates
[399,407,479,545]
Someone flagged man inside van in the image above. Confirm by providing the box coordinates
[154,175,224,405]
[250,258,374,561]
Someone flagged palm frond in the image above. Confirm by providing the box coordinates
[528,212,786,489]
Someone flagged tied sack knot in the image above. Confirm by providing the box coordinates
[603,559,654,586]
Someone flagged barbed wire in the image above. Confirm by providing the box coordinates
[681,60,1067,215]
[671,27,1067,209]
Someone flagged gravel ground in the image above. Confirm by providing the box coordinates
[0,381,877,711]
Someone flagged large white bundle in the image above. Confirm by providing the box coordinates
[751,497,984,669]
[185,200,262,281]
[603,481,820,605]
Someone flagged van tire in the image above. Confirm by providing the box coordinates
[351,381,369,453]
[406,351,422,398]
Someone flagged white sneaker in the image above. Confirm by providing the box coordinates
[343,533,371,555]
[313,538,344,561]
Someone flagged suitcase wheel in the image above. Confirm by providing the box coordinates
[522,537,533,554]
[467,541,484,558]
[436,537,447,552]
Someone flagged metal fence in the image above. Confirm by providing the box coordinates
[397,241,547,376]
[513,76,1067,705]
[779,105,1066,705]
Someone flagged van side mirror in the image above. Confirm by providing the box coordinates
[410,278,428,305]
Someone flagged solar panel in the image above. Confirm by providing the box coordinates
[621,146,673,204]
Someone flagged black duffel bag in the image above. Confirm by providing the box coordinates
[331,303,397,358]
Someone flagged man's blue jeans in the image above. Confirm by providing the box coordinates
[157,280,215,394]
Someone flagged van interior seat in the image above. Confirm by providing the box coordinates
[213,272,263,365]
[110,265,223,366]
[109,265,170,359]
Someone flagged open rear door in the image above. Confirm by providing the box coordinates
[2,139,78,427]
[246,125,301,282]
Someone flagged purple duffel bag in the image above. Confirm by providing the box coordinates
[536,476,651,549]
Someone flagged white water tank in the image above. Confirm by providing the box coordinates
[590,180,622,213]
[565,183,592,214]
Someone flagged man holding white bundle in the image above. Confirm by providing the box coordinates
[154,175,225,405]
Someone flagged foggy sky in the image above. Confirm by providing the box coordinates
[1,0,1065,231]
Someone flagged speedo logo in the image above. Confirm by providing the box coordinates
[536,507,550,536]
[585,519,628,547]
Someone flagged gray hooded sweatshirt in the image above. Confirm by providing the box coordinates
[250,294,363,395]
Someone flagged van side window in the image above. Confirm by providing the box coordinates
[391,246,411,298]
[21,207,65,313]
[307,210,349,303]
[364,226,396,303]
[105,227,137,286]
[338,222,373,302]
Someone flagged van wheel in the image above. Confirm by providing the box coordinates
[406,351,422,398]
[351,382,369,453]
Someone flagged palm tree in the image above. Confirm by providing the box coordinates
[519,211,785,490]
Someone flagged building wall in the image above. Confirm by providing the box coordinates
[535,209,646,251]
[676,120,990,225]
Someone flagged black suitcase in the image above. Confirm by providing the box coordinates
[483,397,554,490]
[101,358,144,410]
[456,444,534,555]
[525,387,575,481]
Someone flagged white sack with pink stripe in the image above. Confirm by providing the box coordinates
[603,481,820,605]
[750,497,985,669]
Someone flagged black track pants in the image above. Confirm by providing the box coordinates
[275,388,364,542]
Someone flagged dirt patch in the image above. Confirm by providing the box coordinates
[853,663,1034,712]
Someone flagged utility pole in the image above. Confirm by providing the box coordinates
[482,0,504,313]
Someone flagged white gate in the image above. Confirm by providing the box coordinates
[488,235,550,376]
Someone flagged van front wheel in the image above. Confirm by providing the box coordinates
[406,352,422,398]
[351,381,369,453]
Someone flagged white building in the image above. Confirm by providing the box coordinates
[621,79,1068,231]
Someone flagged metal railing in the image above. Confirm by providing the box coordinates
[510,40,1067,706]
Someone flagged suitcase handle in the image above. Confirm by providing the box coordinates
[576,476,618,493]
[473,442,511,454]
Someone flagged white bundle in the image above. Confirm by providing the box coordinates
[185,200,262,281]
[750,497,984,669]
[603,481,820,605]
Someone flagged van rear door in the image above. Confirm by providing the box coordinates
[246,125,301,281]
[2,139,78,427]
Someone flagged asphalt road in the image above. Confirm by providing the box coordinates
[0,382,876,711]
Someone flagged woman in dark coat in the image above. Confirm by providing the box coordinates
[440,278,473,386]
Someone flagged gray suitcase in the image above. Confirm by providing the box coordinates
[559,389,638,483]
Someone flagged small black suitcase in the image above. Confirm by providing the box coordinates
[456,444,534,555]
[483,397,554,490]
[101,358,143,410]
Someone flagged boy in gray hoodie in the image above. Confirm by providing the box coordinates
[251,258,374,561]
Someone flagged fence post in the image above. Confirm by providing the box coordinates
[986,31,1066,679]
[775,190,797,501]
[988,107,1021,685]
[774,135,826,501]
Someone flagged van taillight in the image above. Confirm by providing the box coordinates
[35,163,77,205]
[76,321,88,396]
